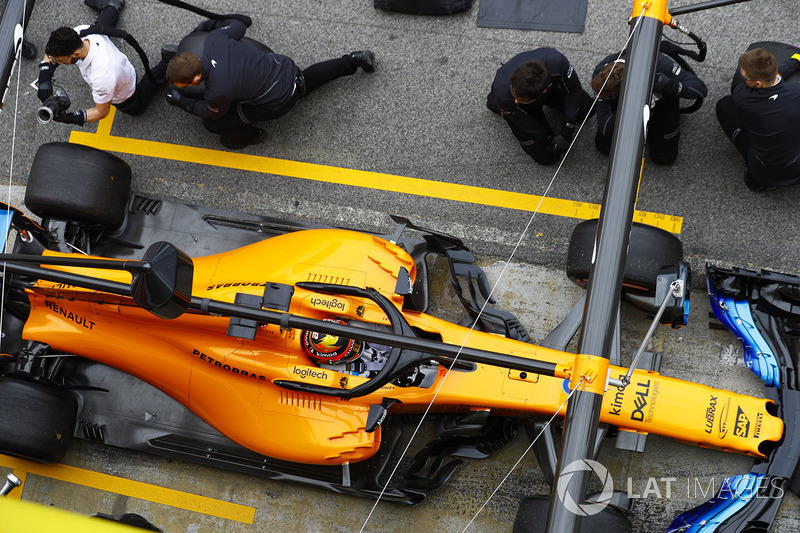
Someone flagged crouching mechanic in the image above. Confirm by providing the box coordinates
[487,48,594,165]
[715,48,800,191]
[37,0,174,126]
[591,49,707,165]
[165,16,376,150]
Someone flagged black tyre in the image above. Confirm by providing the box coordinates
[566,219,683,294]
[0,376,78,463]
[25,142,131,230]
[731,41,800,92]
[176,33,273,98]
[513,496,631,532]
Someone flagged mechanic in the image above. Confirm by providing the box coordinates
[486,48,593,165]
[38,0,175,125]
[591,49,707,165]
[715,48,800,191]
[164,17,376,150]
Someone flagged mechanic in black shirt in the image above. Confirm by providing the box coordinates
[591,50,707,165]
[486,48,593,165]
[165,17,375,150]
[715,48,800,191]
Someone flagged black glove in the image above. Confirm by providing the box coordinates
[654,71,682,97]
[220,14,253,27]
[165,89,197,113]
[53,109,86,126]
[561,122,576,141]
[550,134,569,156]
[37,61,56,102]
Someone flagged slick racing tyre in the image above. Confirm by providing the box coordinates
[25,142,132,230]
[566,219,683,294]
[731,41,800,92]
[0,376,78,463]
[175,33,273,97]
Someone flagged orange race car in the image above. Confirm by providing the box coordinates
[1,143,798,531]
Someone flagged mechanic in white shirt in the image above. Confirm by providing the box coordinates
[37,0,173,125]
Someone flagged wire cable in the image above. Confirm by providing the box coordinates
[360,12,649,532]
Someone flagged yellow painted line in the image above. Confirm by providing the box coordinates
[95,106,116,136]
[69,131,683,233]
[0,454,255,524]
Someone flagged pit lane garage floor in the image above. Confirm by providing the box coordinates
[1,0,800,531]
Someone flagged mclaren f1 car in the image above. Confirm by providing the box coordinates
[0,142,799,532]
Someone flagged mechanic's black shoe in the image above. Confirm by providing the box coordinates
[486,93,501,114]
[21,39,37,60]
[220,128,266,150]
[743,169,777,192]
[161,44,178,63]
[84,0,125,12]
[349,50,376,73]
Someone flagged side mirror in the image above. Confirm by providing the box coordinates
[130,242,194,319]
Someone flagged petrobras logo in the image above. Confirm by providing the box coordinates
[556,459,614,516]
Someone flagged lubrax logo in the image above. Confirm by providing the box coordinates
[309,297,345,311]
[192,349,266,381]
[705,395,718,434]
[292,366,329,381]
[44,300,95,330]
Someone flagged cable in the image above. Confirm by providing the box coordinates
[461,376,587,532]
[360,13,649,532]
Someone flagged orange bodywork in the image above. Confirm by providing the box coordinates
[21,229,783,465]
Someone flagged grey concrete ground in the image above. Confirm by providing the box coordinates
[1,0,800,531]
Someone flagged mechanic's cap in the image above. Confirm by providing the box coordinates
[302,319,363,365]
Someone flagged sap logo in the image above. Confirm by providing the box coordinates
[733,406,750,438]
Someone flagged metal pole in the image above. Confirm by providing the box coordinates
[545,7,666,532]
[0,0,36,113]
[670,0,755,16]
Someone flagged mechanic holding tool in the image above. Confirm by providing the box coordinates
[164,16,376,150]
[37,0,175,125]
[715,48,800,191]
[486,48,594,165]
[591,47,707,165]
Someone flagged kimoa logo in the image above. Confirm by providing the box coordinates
[769,94,778,101]
[556,459,614,516]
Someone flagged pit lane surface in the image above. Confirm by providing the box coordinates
[1,0,799,531]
